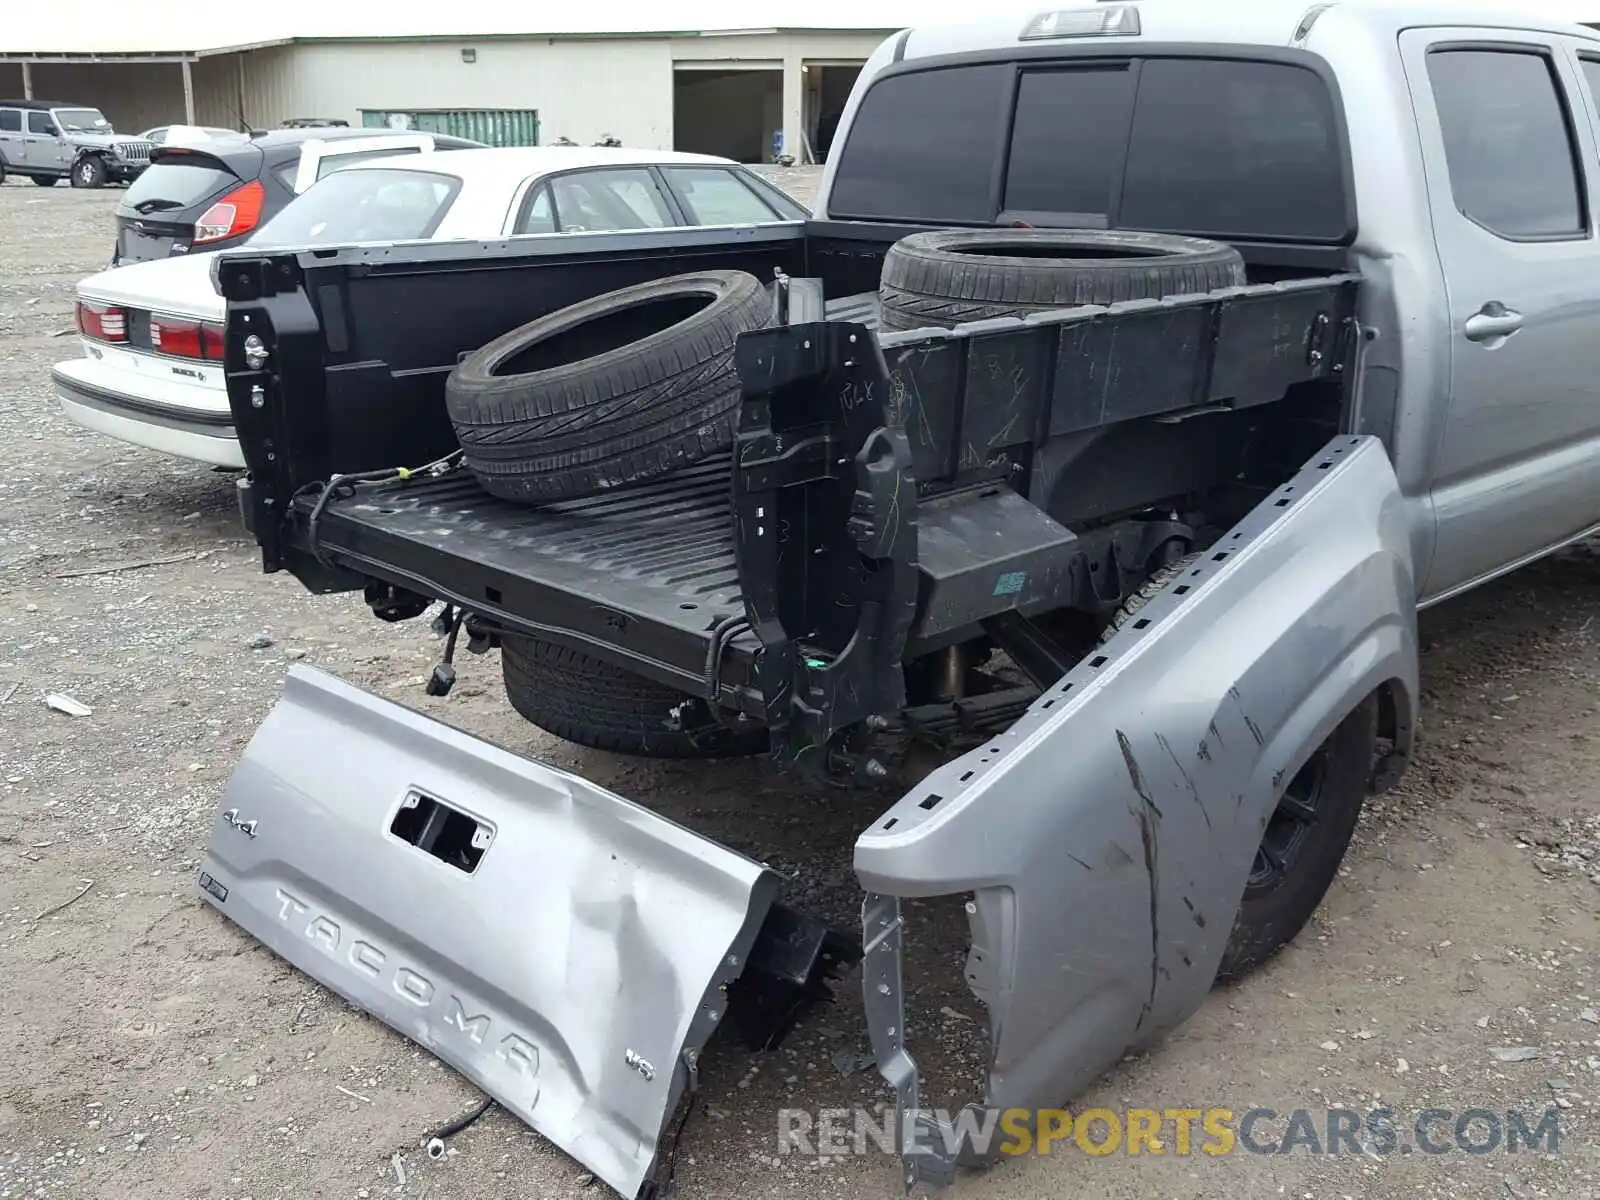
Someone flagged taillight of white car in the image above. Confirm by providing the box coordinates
[75,301,126,342]
[76,300,225,361]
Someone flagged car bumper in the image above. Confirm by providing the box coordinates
[53,356,242,468]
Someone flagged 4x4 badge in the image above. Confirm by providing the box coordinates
[221,808,258,838]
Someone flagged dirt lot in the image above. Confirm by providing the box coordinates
[1,172,1598,1200]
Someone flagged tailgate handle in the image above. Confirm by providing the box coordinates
[390,789,493,873]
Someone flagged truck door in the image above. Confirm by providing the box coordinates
[0,108,20,169]
[1399,29,1600,600]
[21,109,64,172]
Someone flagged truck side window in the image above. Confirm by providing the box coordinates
[26,111,54,135]
[1426,48,1585,240]
[0,109,20,133]
[828,63,1010,223]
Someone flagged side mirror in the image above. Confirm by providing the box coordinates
[43,124,59,137]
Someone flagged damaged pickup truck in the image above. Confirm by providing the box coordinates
[196,3,1600,1195]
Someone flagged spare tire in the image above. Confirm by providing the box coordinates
[447,270,769,503]
[500,635,768,760]
[878,229,1247,333]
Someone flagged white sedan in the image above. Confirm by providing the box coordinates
[53,146,808,467]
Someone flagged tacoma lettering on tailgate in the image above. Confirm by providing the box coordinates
[274,886,541,1083]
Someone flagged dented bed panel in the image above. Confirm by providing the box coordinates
[198,667,777,1200]
[855,435,1417,1134]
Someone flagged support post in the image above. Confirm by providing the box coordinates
[182,57,196,124]
[21,60,33,100]
[781,51,803,164]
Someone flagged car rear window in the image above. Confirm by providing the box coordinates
[122,161,238,212]
[249,167,461,248]
[829,54,1350,242]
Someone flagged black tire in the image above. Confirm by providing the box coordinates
[0,158,6,185]
[1102,554,1377,981]
[447,270,770,503]
[1100,550,1199,644]
[32,175,59,187]
[878,229,1247,333]
[501,635,768,760]
[1216,696,1377,981]
[71,156,108,189]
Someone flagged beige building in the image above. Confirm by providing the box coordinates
[0,3,920,162]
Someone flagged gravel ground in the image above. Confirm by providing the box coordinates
[1,170,1598,1200]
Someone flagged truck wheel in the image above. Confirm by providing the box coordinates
[878,229,1246,332]
[1103,556,1377,981]
[500,635,768,759]
[71,156,108,189]
[33,175,59,187]
[446,270,770,503]
[1215,696,1377,981]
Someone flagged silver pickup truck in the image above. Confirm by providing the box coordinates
[197,2,1600,1196]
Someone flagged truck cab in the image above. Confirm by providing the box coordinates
[815,1,1600,603]
[196,4,1600,1197]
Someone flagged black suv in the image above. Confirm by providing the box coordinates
[112,126,482,265]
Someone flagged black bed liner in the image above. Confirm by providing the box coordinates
[297,455,755,702]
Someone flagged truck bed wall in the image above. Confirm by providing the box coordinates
[255,221,1343,494]
[296,227,806,489]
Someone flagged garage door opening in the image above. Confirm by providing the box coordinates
[807,63,864,162]
[673,67,781,163]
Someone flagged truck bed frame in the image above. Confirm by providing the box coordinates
[237,265,1359,766]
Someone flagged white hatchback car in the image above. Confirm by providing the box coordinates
[53,146,809,467]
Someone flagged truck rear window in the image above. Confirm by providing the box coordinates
[829,54,1350,243]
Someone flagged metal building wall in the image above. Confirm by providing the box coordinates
[238,39,675,147]
[0,55,248,134]
[1,30,887,150]
[4,62,185,133]
[670,31,886,162]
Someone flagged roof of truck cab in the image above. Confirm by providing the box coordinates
[894,0,1600,61]
[335,145,744,183]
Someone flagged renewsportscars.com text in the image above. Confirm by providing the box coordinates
[778,1106,1563,1159]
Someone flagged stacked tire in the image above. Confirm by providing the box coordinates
[445,269,770,504]
[876,228,1246,333]
[444,269,771,759]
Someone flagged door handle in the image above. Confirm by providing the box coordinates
[1463,302,1524,343]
